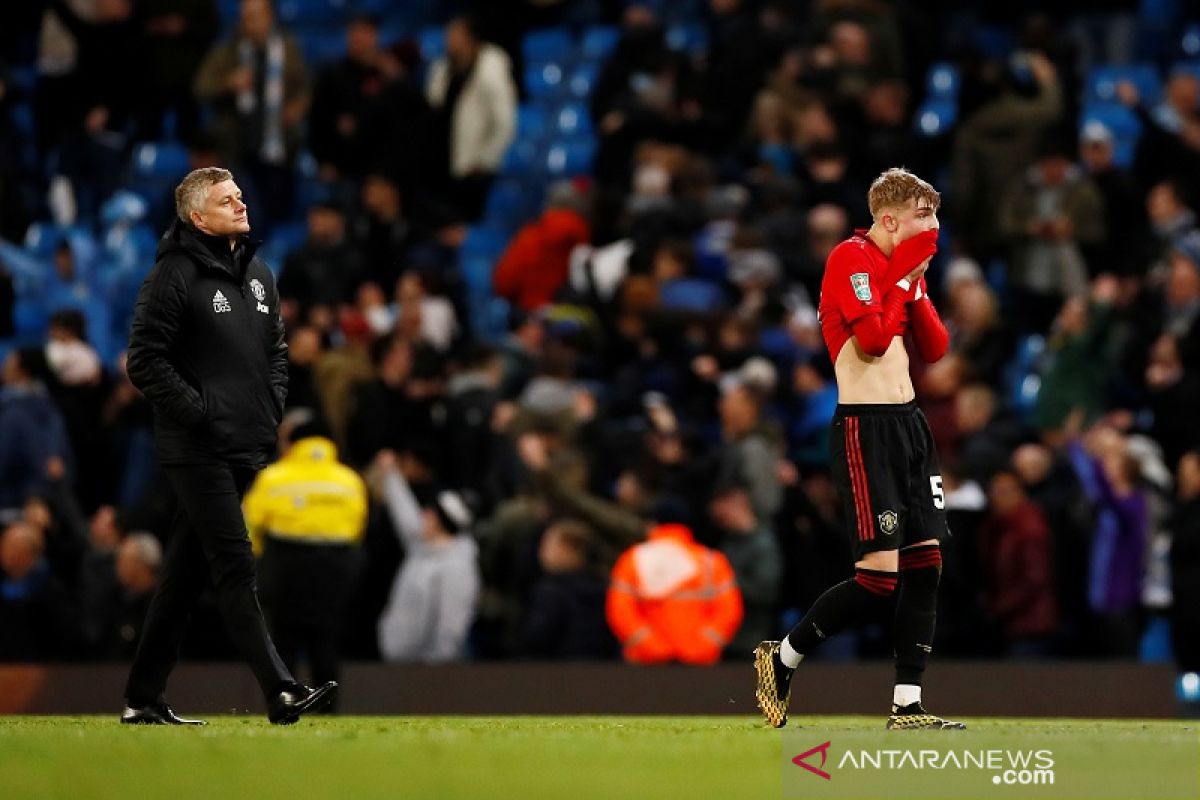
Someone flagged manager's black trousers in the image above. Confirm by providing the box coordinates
[125,463,292,705]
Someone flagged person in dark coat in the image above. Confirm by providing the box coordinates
[520,520,617,660]
[120,167,334,725]
[1170,450,1200,674]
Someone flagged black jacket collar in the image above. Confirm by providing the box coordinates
[158,219,261,279]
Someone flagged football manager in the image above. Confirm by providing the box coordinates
[120,167,335,725]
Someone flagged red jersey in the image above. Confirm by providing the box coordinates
[817,229,949,364]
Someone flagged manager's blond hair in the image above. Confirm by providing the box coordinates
[174,167,233,224]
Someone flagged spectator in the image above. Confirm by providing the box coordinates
[998,134,1105,332]
[373,452,480,663]
[716,378,782,521]
[1067,423,1149,656]
[308,14,390,183]
[520,519,617,659]
[193,0,311,233]
[978,470,1060,657]
[952,51,1062,261]
[279,203,366,324]
[426,15,517,222]
[350,173,417,291]
[0,348,73,511]
[1169,450,1200,675]
[946,280,1016,390]
[84,532,161,659]
[0,521,79,660]
[606,522,743,665]
[136,0,220,138]
[493,180,592,312]
[1034,277,1121,434]
[708,482,782,657]
[1078,121,1149,276]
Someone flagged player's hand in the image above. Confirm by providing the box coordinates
[885,229,938,284]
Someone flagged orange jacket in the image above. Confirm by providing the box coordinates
[605,524,744,665]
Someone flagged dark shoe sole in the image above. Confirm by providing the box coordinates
[270,683,338,725]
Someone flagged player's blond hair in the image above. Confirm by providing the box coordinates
[175,167,233,224]
[867,168,940,220]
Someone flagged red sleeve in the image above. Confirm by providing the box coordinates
[823,242,881,325]
[908,294,949,363]
[848,284,912,357]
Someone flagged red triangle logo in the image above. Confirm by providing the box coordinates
[792,740,832,780]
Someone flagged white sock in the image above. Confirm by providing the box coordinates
[778,638,804,669]
[893,684,921,707]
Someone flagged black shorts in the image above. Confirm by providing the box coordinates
[829,400,948,562]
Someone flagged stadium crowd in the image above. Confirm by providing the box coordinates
[0,0,1198,691]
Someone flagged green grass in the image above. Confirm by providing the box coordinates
[0,716,1195,800]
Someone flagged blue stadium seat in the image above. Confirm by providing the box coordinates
[1086,63,1162,106]
[659,278,726,313]
[12,298,49,340]
[296,27,346,66]
[516,104,550,143]
[500,139,543,178]
[1006,333,1045,419]
[568,62,600,100]
[666,23,707,55]
[1182,22,1200,57]
[131,141,190,181]
[1080,103,1143,167]
[914,99,957,137]
[581,26,620,63]
[24,223,97,264]
[553,102,594,138]
[461,225,509,261]
[418,26,444,62]
[522,28,574,67]
[275,0,350,26]
[1171,59,1200,82]
[460,255,495,299]
[483,179,531,232]
[925,62,960,100]
[545,138,596,178]
[524,62,565,102]
[216,0,239,30]
[259,221,308,273]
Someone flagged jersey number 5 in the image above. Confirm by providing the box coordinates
[930,475,945,510]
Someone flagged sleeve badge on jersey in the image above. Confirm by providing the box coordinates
[850,272,872,302]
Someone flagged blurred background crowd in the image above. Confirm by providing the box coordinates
[0,0,1199,697]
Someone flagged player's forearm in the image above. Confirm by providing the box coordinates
[850,284,911,356]
[909,297,949,362]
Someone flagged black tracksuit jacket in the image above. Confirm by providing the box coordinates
[126,220,287,467]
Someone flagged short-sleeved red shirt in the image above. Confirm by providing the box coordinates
[817,229,908,361]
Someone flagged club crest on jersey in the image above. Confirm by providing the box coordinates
[850,272,872,302]
[250,278,266,302]
[878,510,898,535]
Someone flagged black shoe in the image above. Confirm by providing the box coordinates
[753,641,793,728]
[120,700,206,726]
[886,702,966,730]
[268,681,338,725]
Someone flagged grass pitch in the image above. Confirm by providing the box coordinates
[0,716,1194,800]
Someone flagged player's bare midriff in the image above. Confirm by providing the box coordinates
[833,335,915,404]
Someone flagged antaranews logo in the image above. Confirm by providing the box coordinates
[791,741,1055,788]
